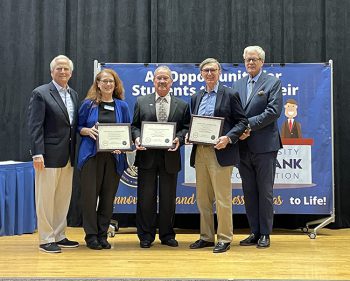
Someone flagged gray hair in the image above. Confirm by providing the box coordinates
[199,58,221,71]
[154,65,173,80]
[243,46,265,61]
[50,55,74,72]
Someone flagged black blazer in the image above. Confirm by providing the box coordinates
[131,93,190,173]
[28,81,78,168]
[190,84,248,167]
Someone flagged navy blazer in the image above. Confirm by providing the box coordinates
[77,98,131,176]
[190,84,248,167]
[232,72,283,153]
[28,81,78,168]
[131,93,190,174]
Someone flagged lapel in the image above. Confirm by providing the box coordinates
[193,89,205,114]
[239,76,249,108]
[246,72,267,108]
[49,82,70,122]
[168,96,178,121]
[147,93,157,121]
[214,84,224,115]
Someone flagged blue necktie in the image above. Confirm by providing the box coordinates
[247,80,255,102]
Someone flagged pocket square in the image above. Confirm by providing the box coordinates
[258,90,265,96]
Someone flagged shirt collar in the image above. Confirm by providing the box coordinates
[52,80,70,93]
[248,69,263,84]
[205,82,219,94]
[155,92,170,103]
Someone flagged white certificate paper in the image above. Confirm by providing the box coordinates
[188,115,224,145]
[97,123,132,151]
[141,122,176,149]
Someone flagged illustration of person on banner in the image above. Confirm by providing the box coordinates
[281,98,302,138]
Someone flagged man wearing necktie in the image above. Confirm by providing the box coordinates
[232,46,283,248]
[188,58,248,253]
[28,55,79,253]
[131,66,190,248]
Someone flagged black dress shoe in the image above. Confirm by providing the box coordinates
[140,240,152,248]
[239,233,260,246]
[98,238,111,249]
[257,235,270,248]
[213,242,231,253]
[189,239,215,249]
[86,240,103,250]
[161,238,179,247]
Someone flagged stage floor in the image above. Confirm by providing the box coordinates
[0,227,349,280]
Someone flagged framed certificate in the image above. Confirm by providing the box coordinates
[140,121,176,149]
[97,123,132,152]
[188,115,224,145]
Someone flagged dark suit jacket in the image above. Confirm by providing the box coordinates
[190,84,248,167]
[232,72,283,153]
[28,81,78,168]
[281,119,302,138]
[131,93,190,174]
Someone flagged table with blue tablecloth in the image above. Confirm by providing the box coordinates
[0,161,36,236]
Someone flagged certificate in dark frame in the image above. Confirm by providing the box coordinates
[96,123,133,152]
[188,115,224,145]
[140,121,176,149]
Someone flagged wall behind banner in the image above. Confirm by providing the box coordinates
[1,0,349,227]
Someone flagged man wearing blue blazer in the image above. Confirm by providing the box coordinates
[28,55,79,253]
[189,58,248,253]
[232,46,283,248]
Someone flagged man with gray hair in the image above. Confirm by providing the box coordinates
[28,55,79,253]
[232,46,283,248]
[189,58,248,253]
[131,65,190,248]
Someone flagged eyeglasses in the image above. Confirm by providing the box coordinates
[155,76,171,81]
[201,68,219,74]
[99,79,115,84]
[244,58,261,63]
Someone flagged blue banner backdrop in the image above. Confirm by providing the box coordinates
[100,63,333,215]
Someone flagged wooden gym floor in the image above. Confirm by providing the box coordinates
[0,227,349,280]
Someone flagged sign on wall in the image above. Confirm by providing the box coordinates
[99,63,333,215]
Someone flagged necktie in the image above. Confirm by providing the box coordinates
[158,97,168,122]
[247,80,255,102]
[289,119,293,131]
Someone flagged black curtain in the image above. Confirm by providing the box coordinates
[1,0,349,228]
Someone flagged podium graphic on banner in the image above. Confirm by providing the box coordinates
[184,140,314,188]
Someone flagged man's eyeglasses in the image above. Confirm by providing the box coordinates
[201,68,219,74]
[244,58,261,63]
[99,79,115,84]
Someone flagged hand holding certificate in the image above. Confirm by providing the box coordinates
[188,115,224,145]
[97,123,132,152]
[140,121,176,149]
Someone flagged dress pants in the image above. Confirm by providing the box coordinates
[195,145,233,243]
[238,146,278,235]
[136,150,177,242]
[35,161,73,245]
[80,152,120,242]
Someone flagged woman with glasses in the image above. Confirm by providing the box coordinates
[77,69,131,250]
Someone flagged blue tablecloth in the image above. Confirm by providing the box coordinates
[0,162,36,236]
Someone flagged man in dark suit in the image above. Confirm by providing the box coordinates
[188,58,248,253]
[232,46,283,248]
[131,65,190,248]
[28,55,79,253]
